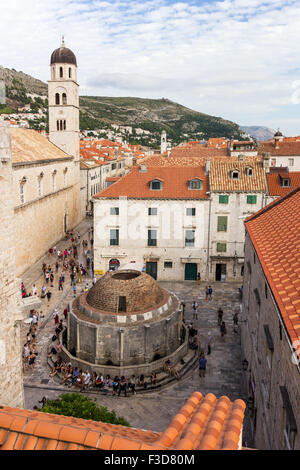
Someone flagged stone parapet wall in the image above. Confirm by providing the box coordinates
[61,330,188,378]
[0,122,24,408]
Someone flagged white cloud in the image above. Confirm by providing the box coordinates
[0,0,300,133]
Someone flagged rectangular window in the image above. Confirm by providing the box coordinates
[150,181,162,190]
[186,208,196,216]
[217,243,227,253]
[110,229,119,246]
[164,262,173,268]
[148,230,157,246]
[185,230,195,247]
[219,195,229,204]
[288,158,294,167]
[247,195,257,204]
[111,163,116,170]
[38,179,42,197]
[217,216,228,232]
[110,207,119,215]
[148,208,158,216]
[20,184,25,204]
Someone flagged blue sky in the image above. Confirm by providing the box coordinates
[1,0,300,134]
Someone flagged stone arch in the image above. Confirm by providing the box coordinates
[55,93,60,105]
[62,93,67,105]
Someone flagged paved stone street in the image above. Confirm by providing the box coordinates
[22,263,253,446]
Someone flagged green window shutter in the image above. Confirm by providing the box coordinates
[217,216,228,232]
[217,243,227,253]
[219,195,229,204]
[247,195,257,204]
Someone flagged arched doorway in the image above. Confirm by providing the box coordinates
[109,259,120,271]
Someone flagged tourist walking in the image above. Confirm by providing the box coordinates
[199,354,207,377]
[217,307,224,326]
[205,285,209,302]
[192,301,198,320]
[208,286,213,301]
[206,332,212,355]
[220,321,227,339]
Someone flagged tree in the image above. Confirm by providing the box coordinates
[40,393,130,426]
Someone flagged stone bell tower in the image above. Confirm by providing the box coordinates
[161,130,167,154]
[48,37,81,226]
[48,37,80,160]
[0,121,24,408]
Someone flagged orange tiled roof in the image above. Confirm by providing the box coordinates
[170,147,229,159]
[267,172,300,196]
[209,159,267,192]
[0,392,246,450]
[259,141,300,156]
[94,166,209,199]
[11,128,71,163]
[245,187,300,350]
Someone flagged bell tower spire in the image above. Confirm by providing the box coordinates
[48,41,79,160]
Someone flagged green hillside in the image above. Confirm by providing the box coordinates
[79,96,244,142]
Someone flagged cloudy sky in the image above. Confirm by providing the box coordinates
[1,0,300,134]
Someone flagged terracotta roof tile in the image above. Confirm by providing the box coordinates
[0,392,246,450]
[245,187,300,351]
[209,159,267,191]
[267,172,300,196]
[11,128,71,163]
[259,141,300,156]
[95,166,209,200]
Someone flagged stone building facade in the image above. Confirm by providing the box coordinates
[11,128,80,276]
[93,165,210,281]
[207,157,269,282]
[0,122,24,408]
[241,190,300,450]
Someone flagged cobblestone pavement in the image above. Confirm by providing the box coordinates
[23,272,253,447]
[21,217,93,389]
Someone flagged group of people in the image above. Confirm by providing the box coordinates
[39,231,93,305]
[22,309,44,372]
[48,347,159,397]
[183,286,240,378]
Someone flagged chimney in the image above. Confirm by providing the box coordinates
[262,152,271,173]
[205,160,211,175]
[139,164,147,173]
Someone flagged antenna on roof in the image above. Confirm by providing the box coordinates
[62,35,66,47]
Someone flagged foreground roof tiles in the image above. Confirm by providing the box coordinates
[94,166,209,199]
[245,187,300,349]
[11,128,71,163]
[0,393,246,450]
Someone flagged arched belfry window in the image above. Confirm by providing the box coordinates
[57,120,59,131]
[60,67,63,78]
[69,68,72,79]
[62,93,67,105]
[64,120,66,130]
[55,93,60,105]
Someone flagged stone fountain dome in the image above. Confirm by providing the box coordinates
[86,269,165,314]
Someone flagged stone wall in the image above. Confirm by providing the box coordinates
[0,122,24,408]
[68,292,182,367]
[241,231,300,450]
